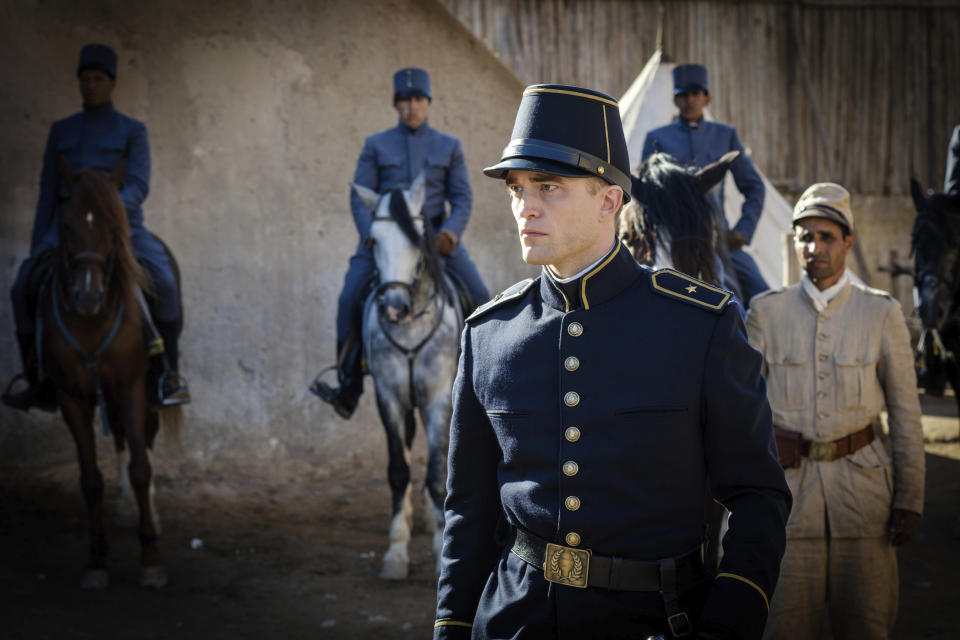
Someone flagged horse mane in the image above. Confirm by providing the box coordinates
[67,170,151,313]
[387,188,452,302]
[625,153,723,284]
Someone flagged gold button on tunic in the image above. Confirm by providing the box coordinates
[567,322,583,337]
[564,427,581,442]
[564,391,580,407]
[565,532,581,547]
[564,496,581,511]
[564,356,580,371]
[562,460,579,476]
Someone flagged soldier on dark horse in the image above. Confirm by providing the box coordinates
[4,44,189,411]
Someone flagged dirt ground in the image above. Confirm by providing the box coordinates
[1,397,958,640]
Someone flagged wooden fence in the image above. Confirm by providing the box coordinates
[439,0,960,196]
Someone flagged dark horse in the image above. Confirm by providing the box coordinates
[619,151,742,300]
[41,159,180,589]
[910,178,960,420]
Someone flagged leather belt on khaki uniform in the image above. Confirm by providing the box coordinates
[774,424,875,469]
[510,528,705,592]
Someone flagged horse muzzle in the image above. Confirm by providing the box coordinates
[917,274,947,329]
[377,285,413,324]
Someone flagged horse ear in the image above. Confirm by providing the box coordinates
[910,178,927,214]
[352,183,380,212]
[408,172,426,215]
[111,158,127,188]
[695,150,741,194]
[695,150,740,193]
[58,154,74,188]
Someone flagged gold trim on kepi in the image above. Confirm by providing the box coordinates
[650,268,732,313]
[543,542,591,588]
[523,86,619,108]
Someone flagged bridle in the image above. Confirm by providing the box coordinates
[368,212,449,403]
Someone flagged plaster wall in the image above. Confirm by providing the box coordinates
[0,0,530,471]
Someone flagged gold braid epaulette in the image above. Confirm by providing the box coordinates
[649,268,733,313]
[466,278,536,323]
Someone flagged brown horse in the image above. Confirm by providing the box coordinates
[42,159,176,589]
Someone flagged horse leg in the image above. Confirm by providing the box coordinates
[420,396,452,574]
[120,388,166,588]
[112,427,138,530]
[60,396,109,589]
[374,391,413,580]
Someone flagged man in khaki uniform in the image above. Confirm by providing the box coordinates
[746,183,925,640]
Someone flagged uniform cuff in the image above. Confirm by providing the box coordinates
[433,619,473,639]
[698,574,769,640]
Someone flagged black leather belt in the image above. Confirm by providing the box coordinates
[510,528,705,592]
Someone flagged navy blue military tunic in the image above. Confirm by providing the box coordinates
[434,242,790,640]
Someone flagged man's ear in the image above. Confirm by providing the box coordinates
[703,93,711,107]
[845,232,856,252]
[598,184,623,221]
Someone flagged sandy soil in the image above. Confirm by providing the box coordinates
[1,397,958,640]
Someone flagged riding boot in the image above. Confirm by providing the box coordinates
[310,336,364,419]
[2,332,57,412]
[154,321,191,406]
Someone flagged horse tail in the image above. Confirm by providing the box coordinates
[158,405,183,447]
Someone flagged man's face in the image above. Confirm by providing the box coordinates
[79,68,115,108]
[505,170,621,277]
[395,96,430,129]
[673,90,710,122]
[793,217,854,289]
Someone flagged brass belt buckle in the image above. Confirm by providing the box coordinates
[808,441,837,462]
[542,542,591,588]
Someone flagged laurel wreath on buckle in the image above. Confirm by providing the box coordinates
[549,548,584,582]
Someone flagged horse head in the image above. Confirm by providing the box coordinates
[911,178,960,330]
[354,173,436,324]
[621,152,728,285]
[57,156,142,316]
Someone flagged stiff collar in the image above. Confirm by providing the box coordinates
[540,241,640,312]
[396,117,430,136]
[82,102,115,119]
[677,117,705,132]
[801,269,850,312]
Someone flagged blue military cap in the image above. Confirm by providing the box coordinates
[673,64,709,95]
[77,43,117,79]
[483,84,632,202]
[394,67,431,101]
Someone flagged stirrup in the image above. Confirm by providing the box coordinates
[2,373,57,413]
[309,366,341,403]
[155,371,191,407]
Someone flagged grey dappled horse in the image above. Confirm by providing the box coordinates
[353,174,463,579]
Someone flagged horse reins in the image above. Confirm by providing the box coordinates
[51,274,124,436]
[369,213,450,404]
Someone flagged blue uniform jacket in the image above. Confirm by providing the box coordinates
[350,119,472,239]
[642,119,765,244]
[435,243,791,640]
[31,103,150,254]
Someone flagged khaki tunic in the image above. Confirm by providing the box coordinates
[746,282,924,539]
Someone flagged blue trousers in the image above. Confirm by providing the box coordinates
[11,223,180,332]
[729,248,769,304]
[336,241,489,344]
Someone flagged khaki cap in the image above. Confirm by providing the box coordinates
[793,182,854,232]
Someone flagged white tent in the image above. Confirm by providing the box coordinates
[619,50,794,288]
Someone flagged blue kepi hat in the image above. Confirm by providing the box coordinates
[483,84,632,202]
[673,64,709,95]
[394,68,431,101]
[77,43,117,79]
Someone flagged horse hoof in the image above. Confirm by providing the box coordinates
[139,565,168,589]
[80,569,109,590]
[379,563,409,580]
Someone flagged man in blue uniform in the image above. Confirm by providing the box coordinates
[3,44,188,411]
[311,68,489,419]
[433,85,791,640]
[642,64,768,303]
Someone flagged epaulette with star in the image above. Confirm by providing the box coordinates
[466,277,537,323]
[649,268,733,313]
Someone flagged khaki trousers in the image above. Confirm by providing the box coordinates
[763,537,898,640]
